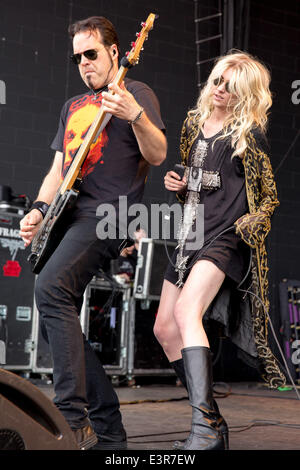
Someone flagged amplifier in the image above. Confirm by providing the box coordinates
[0,204,35,370]
[133,239,176,300]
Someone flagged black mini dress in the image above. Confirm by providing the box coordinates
[164,130,250,286]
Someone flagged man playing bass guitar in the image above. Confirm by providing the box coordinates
[19,15,166,450]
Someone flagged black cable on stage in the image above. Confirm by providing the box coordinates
[229,419,300,432]
[212,381,232,398]
[237,286,300,401]
[89,268,121,325]
[119,396,188,405]
[118,381,231,407]
[230,390,300,400]
[126,419,300,442]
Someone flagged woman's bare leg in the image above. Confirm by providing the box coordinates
[174,260,225,348]
[154,260,225,361]
[153,279,184,362]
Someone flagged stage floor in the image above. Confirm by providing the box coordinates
[32,377,300,451]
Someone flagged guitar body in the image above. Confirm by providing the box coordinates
[28,189,79,274]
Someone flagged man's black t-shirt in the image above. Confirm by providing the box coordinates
[51,78,165,219]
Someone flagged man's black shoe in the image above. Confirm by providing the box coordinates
[91,430,127,450]
[72,424,98,450]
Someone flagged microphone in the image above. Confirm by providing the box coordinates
[167,163,186,206]
[164,163,186,238]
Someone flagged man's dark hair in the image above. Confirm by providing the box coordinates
[68,16,121,55]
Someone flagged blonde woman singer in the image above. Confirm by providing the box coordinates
[154,51,286,450]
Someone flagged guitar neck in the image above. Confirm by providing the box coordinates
[59,64,128,195]
[59,12,156,196]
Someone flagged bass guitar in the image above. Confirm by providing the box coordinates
[28,13,156,274]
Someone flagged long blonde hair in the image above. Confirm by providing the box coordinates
[188,50,272,158]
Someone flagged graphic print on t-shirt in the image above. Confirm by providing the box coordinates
[62,94,108,180]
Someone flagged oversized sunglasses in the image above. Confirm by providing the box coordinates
[213,76,231,93]
[70,49,98,65]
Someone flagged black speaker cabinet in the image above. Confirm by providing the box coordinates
[0,368,78,450]
[0,204,36,369]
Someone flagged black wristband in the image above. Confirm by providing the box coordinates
[31,201,49,218]
[128,107,144,125]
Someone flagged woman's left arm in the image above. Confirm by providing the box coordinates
[257,151,280,217]
[234,142,279,248]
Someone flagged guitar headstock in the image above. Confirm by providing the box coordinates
[124,13,156,67]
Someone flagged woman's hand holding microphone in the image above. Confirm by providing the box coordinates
[164,164,187,195]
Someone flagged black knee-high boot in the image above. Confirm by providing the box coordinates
[170,357,229,450]
[181,346,225,450]
[170,358,188,388]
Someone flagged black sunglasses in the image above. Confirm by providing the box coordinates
[213,76,231,93]
[70,49,98,65]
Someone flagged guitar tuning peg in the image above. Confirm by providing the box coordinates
[125,51,129,56]
[141,22,146,27]
[131,41,136,47]
[136,32,141,37]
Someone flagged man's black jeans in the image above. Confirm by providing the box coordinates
[35,216,125,435]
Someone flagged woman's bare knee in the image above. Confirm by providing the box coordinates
[154,279,181,343]
[172,261,225,345]
[153,318,168,344]
[173,296,205,332]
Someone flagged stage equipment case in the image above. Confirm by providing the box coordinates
[0,203,36,370]
[31,277,131,377]
[128,238,177,379]
[127,297,175,380]
[279,279,300,385]
[79,277,130,377]
[133,238,176,300]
